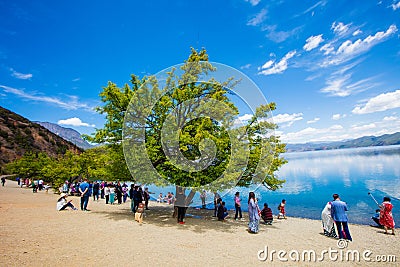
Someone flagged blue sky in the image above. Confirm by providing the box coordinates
[1,0,400,144]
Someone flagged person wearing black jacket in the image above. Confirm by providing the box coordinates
[92,181,100,201]
[129,184,135,213]
[133,186,143,212]
[115,182,123,205]
[217,200,228,221]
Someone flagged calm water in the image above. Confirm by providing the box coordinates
[148,145,400,227]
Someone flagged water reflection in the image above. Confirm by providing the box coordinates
[147,145,400,226]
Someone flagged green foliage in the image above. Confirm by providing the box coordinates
[5,152,52,180]
[87,47,287,193]
[4,146,131,191]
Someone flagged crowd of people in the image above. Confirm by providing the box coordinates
[15,177,50,193]
[8,176,397,237]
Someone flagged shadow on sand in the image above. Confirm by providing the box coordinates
[90,204,271,234]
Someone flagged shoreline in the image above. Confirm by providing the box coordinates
[0,176,396,228]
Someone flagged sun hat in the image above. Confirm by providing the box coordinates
[60,193,68,198]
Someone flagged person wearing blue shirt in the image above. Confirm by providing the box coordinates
[79,179,90,211]
[330,194,352,241]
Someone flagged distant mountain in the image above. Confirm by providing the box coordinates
[0,106,82,166]
[35,122,93,150]
[286,132,400,152]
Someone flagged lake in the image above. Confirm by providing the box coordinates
[147,145,400,227]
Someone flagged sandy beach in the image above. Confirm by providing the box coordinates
[0,178,398,267]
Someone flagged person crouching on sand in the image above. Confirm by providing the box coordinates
[217,201,228,221]
[261,203,273,225]
[277,199,286,219]
[56,193,77,211]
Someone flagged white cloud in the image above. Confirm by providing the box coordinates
[303,34,324,51]
[245,0,261,6]
[10,68,32,80]
[240,63,251,70]
[336,24,397,56]
[332,22,350,35]
[281,116,400,143]
[352,29,362,36]
[321,24,397,67]
[72,77,80,82]
[247,9,267,26]
[281,124,343,143]
[0,85,93,111]
[320,43,335,55]
[307,117,320,124]
[351,123,376,131]
[258,50,296,75]
[321,75,378,97]
[58,117,95,127]
[305,73,322,81]
[263,25,301,43]
[272,113,303,127]
[383,116,398,121]
[332,113,346,120]
[233,113,253,127]
[352,89,400,114]
[298,1,327,16]
[320,62,379,97]
[260,60,274,69]
[392,1,400,10]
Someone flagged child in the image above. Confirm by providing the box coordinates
[379,197,395,235]
[157,193,164,203]
[277,199,286,219]
[261,203,273,224]
[234,192,243,220]
[135,202,145,224]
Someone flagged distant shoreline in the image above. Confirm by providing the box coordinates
[285,143,400,154]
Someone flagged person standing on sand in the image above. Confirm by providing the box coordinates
[109,184,115,205]
[143,187,152,210]
[213,192,221,217]
[132,186,142,212]
[330,194,352,241]
[200,190,207,209]
[176,187,187,224]
[1,177,5,186]
[234,191,243,220]
[129,184,135,212]
[379,197,395,235]
[93,181,100,201]
[104,184,110,204]
[248,192,260,234]
[122,184,128,203]
[321,200,337,238]
[79,179,90,211]
[115,182,122,205]
[100,181,105,199]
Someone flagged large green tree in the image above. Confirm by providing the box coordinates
[87,48,287,205]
